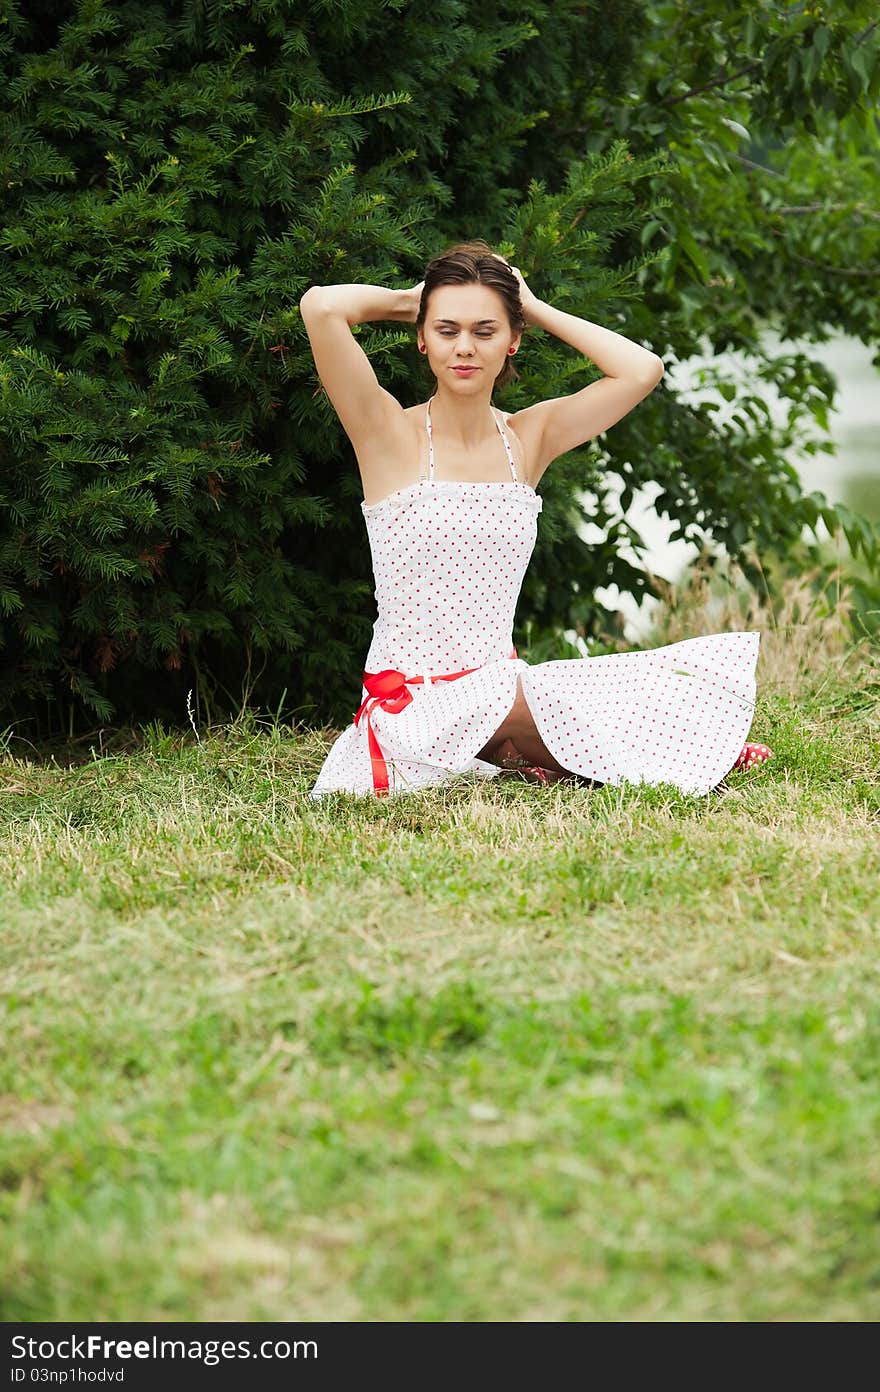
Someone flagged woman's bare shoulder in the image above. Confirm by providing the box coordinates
[500,405,545,488]
[502,403,540,444]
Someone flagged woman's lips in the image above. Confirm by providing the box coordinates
[451,366,479,374]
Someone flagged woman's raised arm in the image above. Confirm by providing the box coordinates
[299,282,420,449]
[516,298,665,478]
[491,258,665,482]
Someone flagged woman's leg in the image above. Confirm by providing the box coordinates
[476,677,773,785]
[476,678,571,773]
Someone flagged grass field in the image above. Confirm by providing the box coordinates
[1,571,878,1321]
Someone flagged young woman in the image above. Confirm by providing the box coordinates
[301,240,772,798]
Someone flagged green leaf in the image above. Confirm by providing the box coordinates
[678,228,710,283]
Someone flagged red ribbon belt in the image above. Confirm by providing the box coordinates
[353,647,519,796]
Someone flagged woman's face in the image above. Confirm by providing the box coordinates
[418,283,520,388]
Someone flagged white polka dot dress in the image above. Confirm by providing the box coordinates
[309,397,760,799]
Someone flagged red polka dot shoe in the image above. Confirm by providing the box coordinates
[731,742,773,772]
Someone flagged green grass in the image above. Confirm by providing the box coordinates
[2,583,879,1320]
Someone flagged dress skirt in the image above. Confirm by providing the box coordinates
[308,630,760,799]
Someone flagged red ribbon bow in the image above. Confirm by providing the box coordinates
[353,647,518,796]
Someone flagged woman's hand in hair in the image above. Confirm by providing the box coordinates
[489,255,541,324]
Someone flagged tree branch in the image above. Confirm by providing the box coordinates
[776,202,880,221]
[770,229,880,277]
[735,153,784,178]
[660,60,764,107]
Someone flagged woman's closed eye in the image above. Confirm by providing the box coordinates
[438,329,495,337]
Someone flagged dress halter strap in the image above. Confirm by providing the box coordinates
[424,394,519,484]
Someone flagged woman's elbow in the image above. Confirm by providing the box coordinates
[642,355,665,386]
[299,285,326,312]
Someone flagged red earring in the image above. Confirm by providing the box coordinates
[508,347,516,354]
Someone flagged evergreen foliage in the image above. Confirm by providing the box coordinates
[0,0,647,732]
[0,0,877,736]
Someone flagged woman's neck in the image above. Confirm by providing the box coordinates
[429,386,497,447]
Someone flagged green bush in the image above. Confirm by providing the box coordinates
[0,0,648,734]
[1,1,877,739]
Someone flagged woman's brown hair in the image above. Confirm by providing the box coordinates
[416,239,526,390]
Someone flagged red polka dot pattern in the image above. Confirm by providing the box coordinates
[733,742,773,771]
[309,404,762,799]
